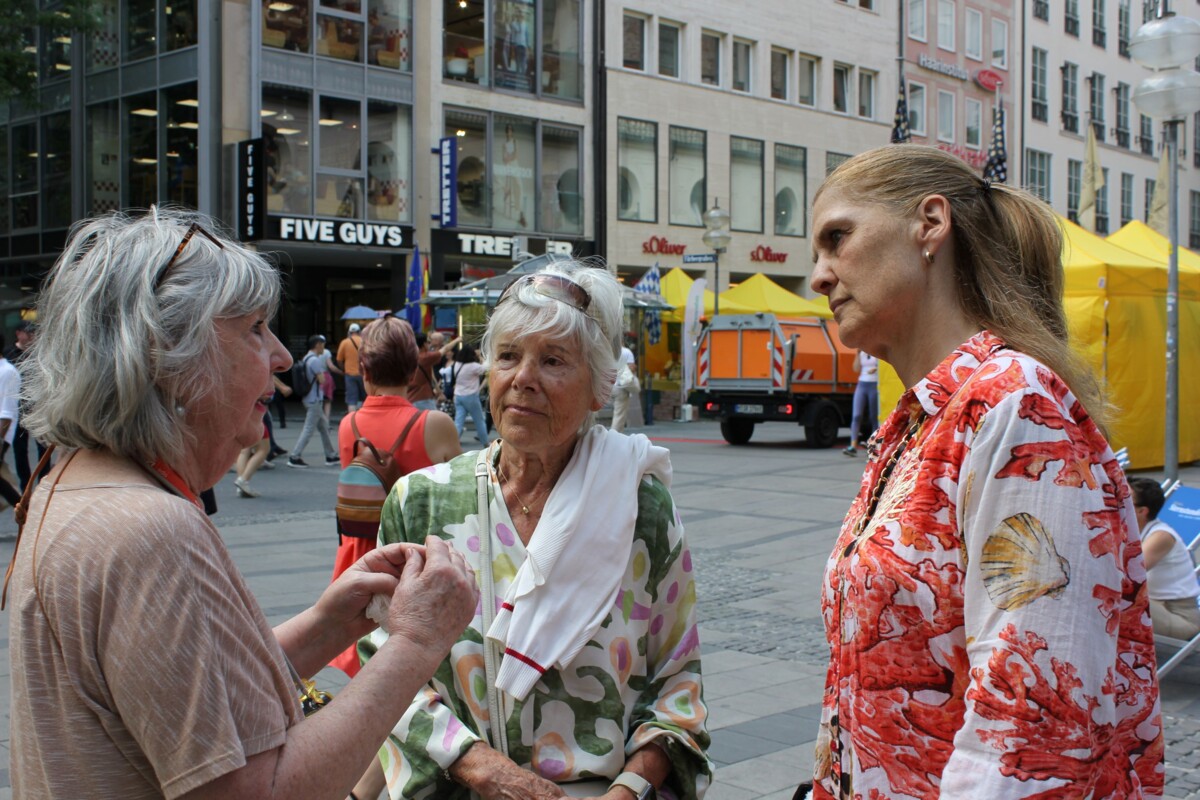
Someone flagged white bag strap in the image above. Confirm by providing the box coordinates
[475,447,509,756]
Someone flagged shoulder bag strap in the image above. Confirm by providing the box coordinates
[475,446,508,756]
[349,410,362,441]
[386,409,425,457]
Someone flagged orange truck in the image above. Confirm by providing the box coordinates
[689,313,858,446]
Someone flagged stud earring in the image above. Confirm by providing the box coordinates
[924,250,935,264]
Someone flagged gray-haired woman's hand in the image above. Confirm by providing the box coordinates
[449,742,568,800]
[385,536,477,655]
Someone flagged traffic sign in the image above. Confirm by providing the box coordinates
[682,253,717,263]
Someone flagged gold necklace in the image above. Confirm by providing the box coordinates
[497,461,547,515]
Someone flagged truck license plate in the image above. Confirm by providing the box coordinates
[734,404,764,414]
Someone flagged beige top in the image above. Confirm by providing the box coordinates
[8,453,301,799]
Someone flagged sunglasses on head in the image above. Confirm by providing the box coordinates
[154,222,225,290]
[495,273,591,312]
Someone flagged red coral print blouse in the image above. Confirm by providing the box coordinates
[814,331,1163,800]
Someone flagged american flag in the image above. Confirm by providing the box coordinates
[633,263,663,344]
[891,78,911,144]
[983,101,1008,183]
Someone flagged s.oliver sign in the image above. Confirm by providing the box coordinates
[272,217,412,248]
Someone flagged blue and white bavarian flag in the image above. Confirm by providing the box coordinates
[634,263,663,345]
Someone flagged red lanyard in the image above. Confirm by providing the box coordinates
[147,459,202,508]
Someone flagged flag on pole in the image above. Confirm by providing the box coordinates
[983,101,1008,183]
[1078,121,1106,232]
[891,78,911,144]
[1148,146,1170,236]
[633,263,663,344]
[406,243,423,330]
[421,251,433,331]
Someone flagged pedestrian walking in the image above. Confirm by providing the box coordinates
[450,343,490,447]
[409,330,460,411]
[841,350,879,456]
[611,338,643,432]
[337,323,365,412]
[288,334,339,468]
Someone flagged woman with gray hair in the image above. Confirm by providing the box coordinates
[3,208,478,800]
[360,261,712,800]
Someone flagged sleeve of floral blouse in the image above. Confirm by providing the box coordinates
[943,383,1161,798]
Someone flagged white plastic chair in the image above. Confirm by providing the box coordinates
[1151,483,1200,677]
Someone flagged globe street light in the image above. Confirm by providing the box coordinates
[1130,1,1200,482]
[702,199,732,315]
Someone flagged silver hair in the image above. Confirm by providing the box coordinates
[22,207,282,465]
[481,259,623,430]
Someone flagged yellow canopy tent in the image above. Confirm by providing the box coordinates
[642,268,753,378]
[1108,220,1200,273]
[719,273,833,319]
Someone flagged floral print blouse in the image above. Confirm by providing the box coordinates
[361,448,712,800]
[815,331,1163,799]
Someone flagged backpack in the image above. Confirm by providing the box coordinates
[291,353,317,398]
[335,410,426,541]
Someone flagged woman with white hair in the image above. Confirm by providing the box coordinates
[4,209,478,800]
[360,262,712,800]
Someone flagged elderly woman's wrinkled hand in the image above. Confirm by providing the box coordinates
[385,536,478,654]
[313,542,426,642]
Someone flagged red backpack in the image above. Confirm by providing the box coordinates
[335,410,424,541]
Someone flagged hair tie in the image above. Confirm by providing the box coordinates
[980,178,992,194]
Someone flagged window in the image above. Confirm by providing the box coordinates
[938,0,955,51]
[491,115,536,230]
[798,55,817,106]
[1121,172,1134,225]
[1139,113,1154,155]
[1191,191,1200,249]
[1115,83,1130,147]
[858,70,875,118]
[1146,178,1156,222]
[733,40,752,93]
[163,84,200,211]
[1062,62,1079,132]
[775,144,807,236]
[701,32,720,86]
[909,82,926,135]
[833,64,851,113]
[1032,48,1048,122]
[365,100,414,224]
[991,19,1008,67]
[937,90,955,142]
[1066,0,1080,36]
[826,152,851,176]
[966,98,982,148]
[965,9,982,59]
[909,0,927,40]
[1096,167,1110,233]
[669,126,706,226]
[771,48,789,100]
[445,108,488,226]
[1025,149,1051,201]
[730,137,763,232]
[443,0,483,84]
[658,22,680,78]
[1093,0,1107,47]
[544,0,583,99]
[1195,111,1200,168]
[41,113,71,228]
[1118,0,1131,56]
[623,14,645,70]
[618,118,656,222]
[86,101,120,216]
[1089,73,1106,141]
[1034,0,1049,20]
[125,0,157,61]
[1068,159,1082,221]
[541,124,582,234]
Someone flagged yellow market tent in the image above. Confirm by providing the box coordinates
[1062,217,1200,468]
[658,267,754,323]
[719,273,833,319]
[1108,220,1200,274]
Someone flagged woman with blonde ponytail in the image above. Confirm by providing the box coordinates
[805,145,1161,799]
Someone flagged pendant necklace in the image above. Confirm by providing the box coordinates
[497,461,546,515]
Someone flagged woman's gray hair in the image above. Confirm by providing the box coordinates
[481,259,623,428]
[22,207,282,465]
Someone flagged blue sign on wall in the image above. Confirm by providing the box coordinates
[437,136,458,229]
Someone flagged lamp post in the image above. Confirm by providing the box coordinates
[702,199,732,315]
[1130,1,1200,482]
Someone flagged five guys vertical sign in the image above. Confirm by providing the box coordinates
[238,138,265,242]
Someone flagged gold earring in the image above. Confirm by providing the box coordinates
[924,250,934,264]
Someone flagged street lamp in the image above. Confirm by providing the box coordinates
[702,199,732,315]
[1130,2,1200,483]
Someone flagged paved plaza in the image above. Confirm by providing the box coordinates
[1,413,1199,798]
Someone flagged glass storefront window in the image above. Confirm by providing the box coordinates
[165,0,199,51]
[42,113,72,229]
[617,118,656,223]
[124,0,157,61]
[367,0,411,70]
[774,144,806,237]
[164,82,199,208]
[263,0,312,52]
[730,137,762,232]
[317,14,363,61]
[540,125,581,234]
[493,0,535,92]
[322,0,362,10]
[366,100,411,222]
[11,123,37,229]
[41,23,73,83]
[446,108,489,226]
[669,126,705,226]
[318,96,360,170]
[86,100,120,214]
[126,91,157,208]
[543,0,581,99]
[315,175,364,218]
[88,0,120,71]
[263,85,314,215]
[492,115,535,230]
[444,0,486,84]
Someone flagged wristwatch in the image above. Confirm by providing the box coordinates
[610,772,656,800]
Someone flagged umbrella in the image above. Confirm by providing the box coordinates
[341,305,377,320]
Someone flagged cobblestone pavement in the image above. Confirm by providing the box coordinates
[1,416,1199,798]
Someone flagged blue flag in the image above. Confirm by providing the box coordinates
[633,263,663,345]
[406,243,423,329]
